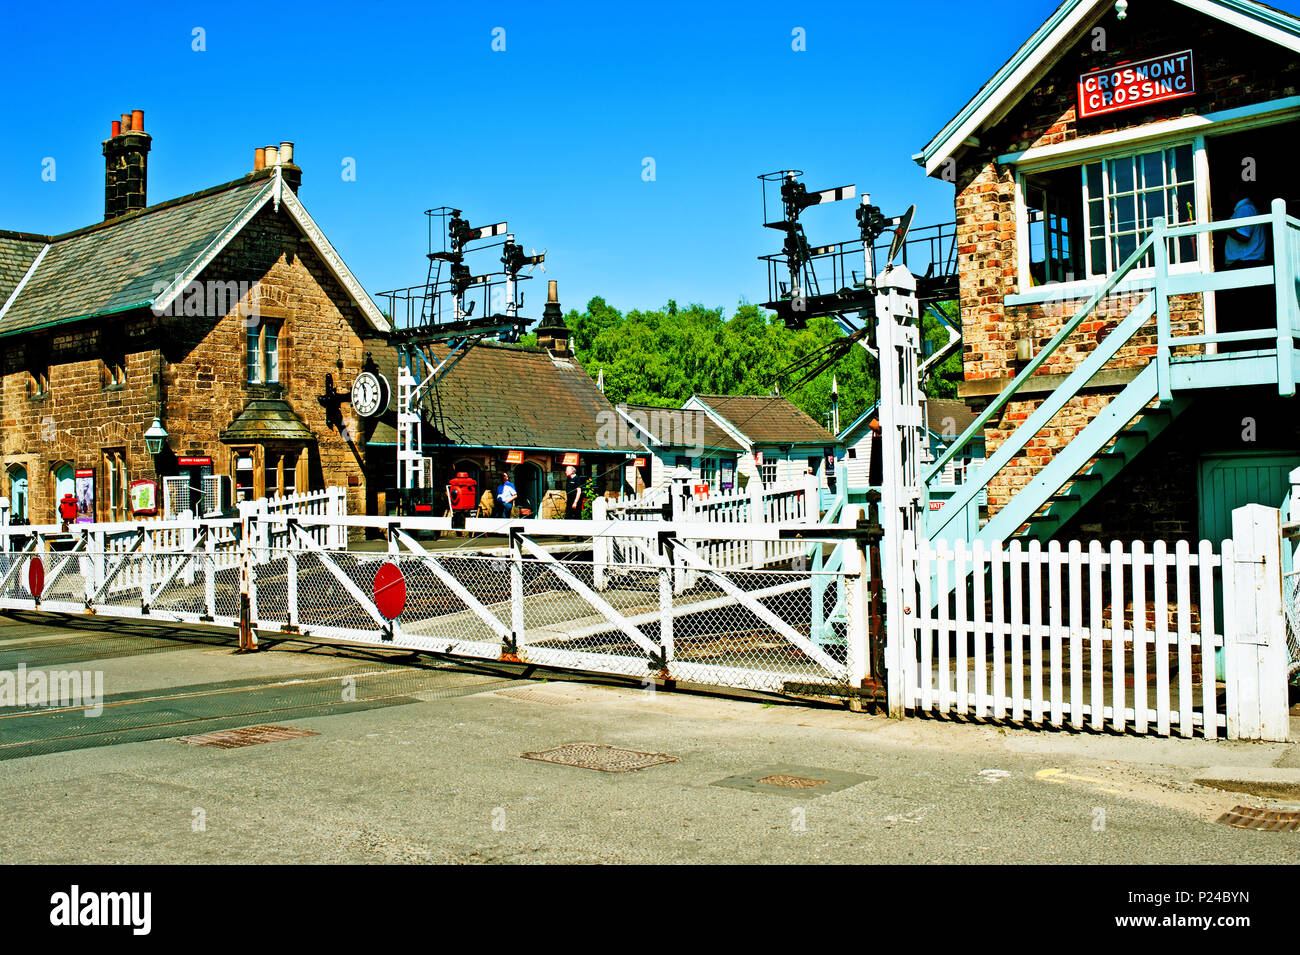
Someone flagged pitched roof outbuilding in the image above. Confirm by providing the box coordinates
[620,403,744,453]
[692,394,837,446]
[368,342,638,453]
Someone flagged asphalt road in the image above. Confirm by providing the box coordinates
[0,612,1297,864]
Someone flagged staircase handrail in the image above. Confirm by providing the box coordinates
[925,228,1159,483]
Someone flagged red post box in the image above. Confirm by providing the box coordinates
[446,472,478,512]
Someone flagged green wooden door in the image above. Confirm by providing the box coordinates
[1198,452,1299,545]
[1198,452,1300,680]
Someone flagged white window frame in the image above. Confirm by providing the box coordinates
[1080,141,1200,278]
[246,319,281,384]
[1013,135,1212,301]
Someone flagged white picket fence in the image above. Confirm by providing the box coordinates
[896,504,1290,739]
[598,477,818,572]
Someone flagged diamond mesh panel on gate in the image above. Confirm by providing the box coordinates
[246,546,850,693]
[520,555,848,691]
[1285,571,1300,681]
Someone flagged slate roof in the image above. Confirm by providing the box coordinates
[366,341,638,452]
[0,174,274,338]
[219,396,316,443]
[0,233,45,308]
[692,394,837,446]
[621,403,743,453]
[925,398,978,440]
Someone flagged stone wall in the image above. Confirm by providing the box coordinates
[1,320,158,522]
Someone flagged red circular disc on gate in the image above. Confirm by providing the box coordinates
[373,562,406,620]
[27,557,44,598]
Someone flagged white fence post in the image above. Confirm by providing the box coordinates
[1224,503,1290,741]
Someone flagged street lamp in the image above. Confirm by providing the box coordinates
[143,417,168,455]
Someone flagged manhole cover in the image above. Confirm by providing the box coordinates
[712,764,874,798]
[178,725,319,749]
[522,743,678,773]
[757,773,828,790]
[1216,805,1300,831]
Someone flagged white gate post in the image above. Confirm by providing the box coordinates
[592,496,608,591]
[1225,503,1290,741]
[203,529,216,620]
[510,529,524,649]
[842,504,870,701]
[658,540,674,673]
[181,516,195,585]
[748,484,764,570]
[140,529,153,613]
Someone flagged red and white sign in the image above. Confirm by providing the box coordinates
[560,452,579,467]
[693,483,710,500]
[27,557,44,598]
[178,456,212,467]
[1078,50,1195,118]
[505,449,524,465]
[633,456,647,467]
[373,562,407,620]
[928,501,943,511]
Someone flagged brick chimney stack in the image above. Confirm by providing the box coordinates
[102,109,151,220]
[536,280,571,358]
[256,141,301,193]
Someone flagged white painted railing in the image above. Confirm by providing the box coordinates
[600,478,819,573]
[238,486,348,557]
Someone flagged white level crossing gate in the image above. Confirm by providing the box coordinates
[0,512,865,698]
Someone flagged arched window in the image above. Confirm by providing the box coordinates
[6,466,27,521]
[52,463,74,519]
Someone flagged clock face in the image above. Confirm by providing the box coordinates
[351,372,389,417]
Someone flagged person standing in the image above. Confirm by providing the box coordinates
[1218,184,1271,349]
[564,465,584,520]
[496,472,517,518]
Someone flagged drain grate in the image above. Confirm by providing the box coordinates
[1216,805,1300,831]
[522,743,678,773]
[757,773,829,790]
[712,764,874,798]
[178,725,319,749]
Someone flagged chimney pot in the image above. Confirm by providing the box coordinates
[279,141,294,164]
[103,112,152,220]
[547,280,558,303]
[254,147,266,171]
[264,145,279,166]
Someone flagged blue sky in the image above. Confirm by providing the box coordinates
[4,0,1091,318]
